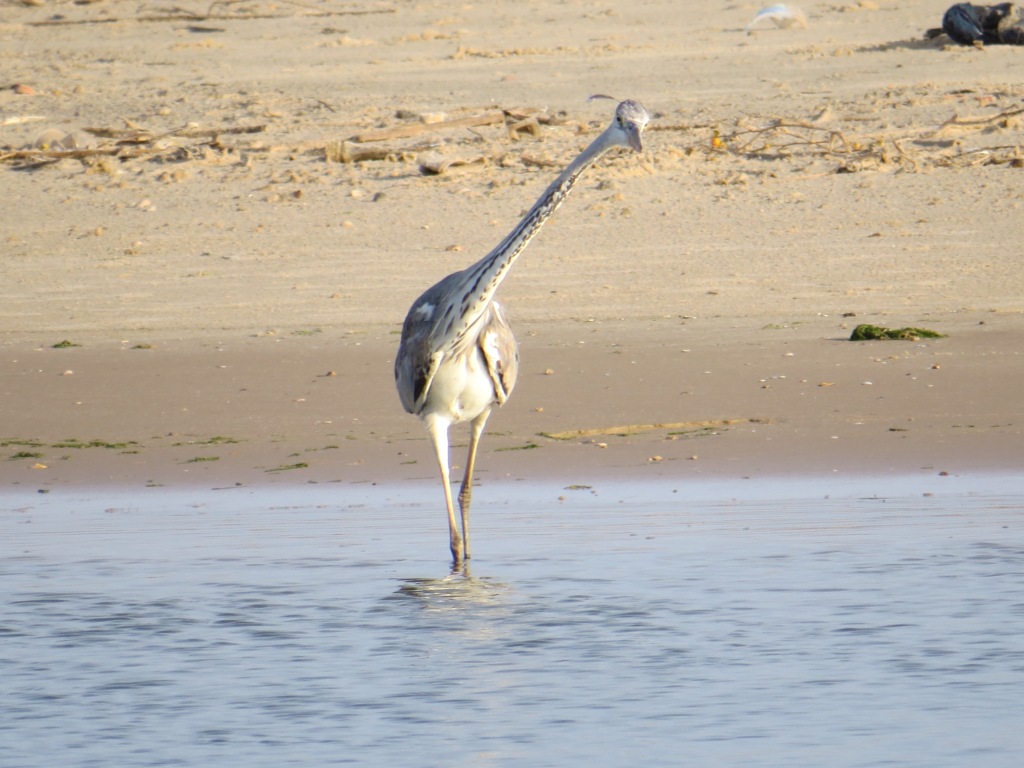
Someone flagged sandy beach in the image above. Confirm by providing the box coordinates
[2,0,1023,493]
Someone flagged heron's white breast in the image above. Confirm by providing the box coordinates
[421,346,497,425]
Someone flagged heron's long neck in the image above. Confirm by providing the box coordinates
[447,130,616,335]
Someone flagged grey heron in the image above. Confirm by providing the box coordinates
[395,99,650,565]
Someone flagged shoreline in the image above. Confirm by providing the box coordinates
[6,468,1023,504]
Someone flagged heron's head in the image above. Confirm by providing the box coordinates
[611,99,650,152]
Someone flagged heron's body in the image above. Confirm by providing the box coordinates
[395,99,650,565]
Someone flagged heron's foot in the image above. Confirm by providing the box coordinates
[449,533,464,565]
[450,553,469,568]
[450,540,471,566]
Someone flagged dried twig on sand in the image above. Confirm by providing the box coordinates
[932,106,1024,136]
[334,107,556,168]
[83,124,266,140]
[350,111,506,143]
[417,153,489,175]
[540,419,753,440]
[1,115,46,127]
[718,118,855,157]
[933,145,1024,168]
[325,140,402,163]
[27,4,396,26]
[0,123,267,167]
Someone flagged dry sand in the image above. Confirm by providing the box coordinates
[2,0,1023,494]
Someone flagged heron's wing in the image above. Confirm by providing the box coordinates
[395,293,448,414]
[478,303,518,406]
[412,349,445,413]
[395,340,442,415]
[396,272,516,414]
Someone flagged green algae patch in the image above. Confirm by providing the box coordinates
[850,324,947,341]
[266,462,309,473]
[52,438,139,450]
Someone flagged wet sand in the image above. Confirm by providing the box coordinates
[2,1,1023,492]
[3,316,1022,491]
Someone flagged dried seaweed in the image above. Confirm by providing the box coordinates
[26,1,396,27]
[0,123,267,169]
[656,105,1024,173]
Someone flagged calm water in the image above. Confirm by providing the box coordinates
[2,475,1023,767]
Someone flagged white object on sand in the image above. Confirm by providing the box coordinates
[745,4,808,35]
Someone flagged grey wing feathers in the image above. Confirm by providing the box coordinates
[394,322,438,414]
[395,277,453,414]
[395,274,518,416]
[395,267,507,415]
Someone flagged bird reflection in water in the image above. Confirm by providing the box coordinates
[393,568,509,612]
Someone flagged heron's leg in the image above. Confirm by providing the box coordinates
[425,415,462,564]
[458,408,491,561]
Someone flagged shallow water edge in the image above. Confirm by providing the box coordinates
[3,473,1023,768]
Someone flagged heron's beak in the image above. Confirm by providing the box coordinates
[626,124,644,152]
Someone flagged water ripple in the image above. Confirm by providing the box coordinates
[2,478,1023,766]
